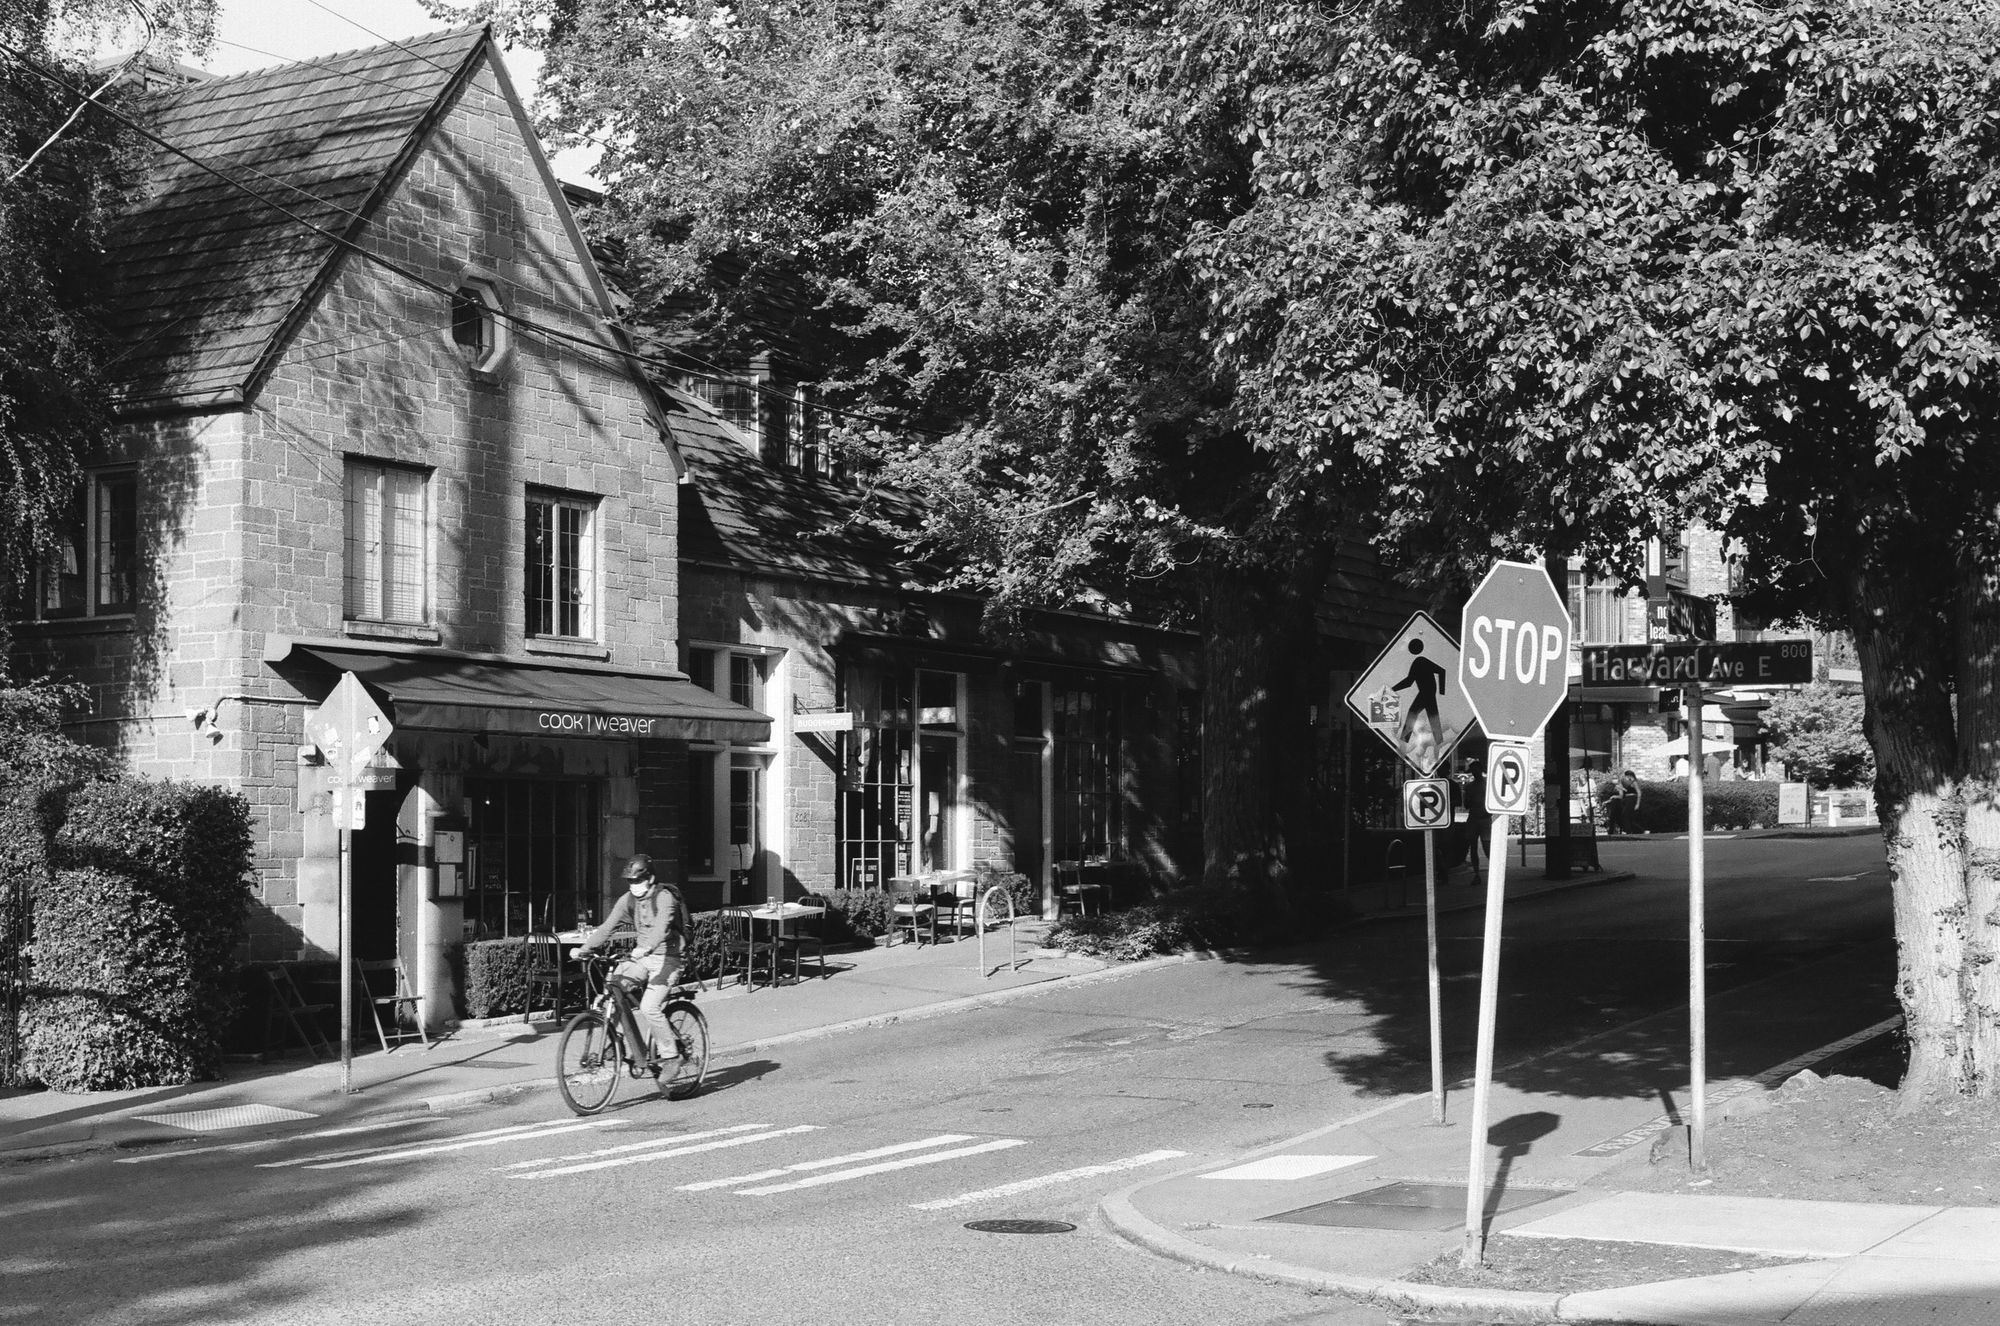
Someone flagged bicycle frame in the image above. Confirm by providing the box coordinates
[579,956,653,1075]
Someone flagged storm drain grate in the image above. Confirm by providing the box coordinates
[965,1219,1076,1235]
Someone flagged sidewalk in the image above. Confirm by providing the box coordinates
[0,920,1152,1162]
[1100,851,1986,1326]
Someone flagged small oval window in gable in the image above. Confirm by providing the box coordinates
[446,277,509,374]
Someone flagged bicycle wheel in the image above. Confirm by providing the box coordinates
[659,1001,709,1100]
[555,1009,622,1115]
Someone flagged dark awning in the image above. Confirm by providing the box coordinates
[267,639,771,743]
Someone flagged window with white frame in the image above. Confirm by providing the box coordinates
[526,489,599,640]
[41,468,138,619]
[1567,572,1634,645]
[344,460,429,624]
[685,645,778,893]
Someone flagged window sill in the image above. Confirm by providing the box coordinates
[526,637,610,660]
[12,615,136,636]
[343,620,441,644]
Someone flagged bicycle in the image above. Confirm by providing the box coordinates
[555,951,709,1115]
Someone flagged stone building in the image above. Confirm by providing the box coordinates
[6,29,766,1025]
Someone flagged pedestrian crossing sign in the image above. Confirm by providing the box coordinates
[1344,612,1478,777]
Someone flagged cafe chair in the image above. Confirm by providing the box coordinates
[713,909,764,990]
[356,957,429,1051]
[889,880,936,946]
[930,872,978,941]
[522,934,575,1026]
[779,893,830,981]
[264,963,334,1060]
[1053,860,1102,919]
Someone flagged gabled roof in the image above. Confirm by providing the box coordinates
[100,27,489,411]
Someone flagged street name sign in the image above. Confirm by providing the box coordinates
[1459,560,1572,741]
[1345,612,1476,777]
[1579,640,1813,688]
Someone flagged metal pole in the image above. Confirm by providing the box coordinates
[340,824,354,1095]
[1688,682,1706,1169]
[1424,827,1444,1125]
[1460,813,1510,1267]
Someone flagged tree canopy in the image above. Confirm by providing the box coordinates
[502,0,2000,1100]
[1764,683,1874,791]
[0,0,212,611]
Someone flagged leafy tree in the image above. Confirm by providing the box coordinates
[503,0,2000,1103]
[0,1,212,615]
[1763,684,1873,791]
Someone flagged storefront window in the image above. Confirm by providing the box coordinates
[684,644,777,901]
[840,665,965,885]
[1052,681,1123,861]
[463,778,597,937]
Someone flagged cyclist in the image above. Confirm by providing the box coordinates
[572,853,690,1070]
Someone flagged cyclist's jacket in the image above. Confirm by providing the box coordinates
[584,884,689,961]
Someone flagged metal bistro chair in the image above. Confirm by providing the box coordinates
[1053,860,1103,919]
[929,872,978,942]
[264,963,334,1060]
[889,879,937,946]
[522,933,577,1027]
[713,908,766,990]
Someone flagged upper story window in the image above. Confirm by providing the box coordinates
[527,489,599,640]
[448,277,509,375]
[1567,571,1634,646]
[683,372,761,441]
[684,644,772,716]
[683,370,831,478]
[345,460,430,624]
[41,469,138,619]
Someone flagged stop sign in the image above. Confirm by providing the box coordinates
[1458,559,1571,740]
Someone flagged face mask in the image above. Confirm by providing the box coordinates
[629,880,654,899]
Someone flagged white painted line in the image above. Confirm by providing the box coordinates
[913,1148,1187,1210]
[1198,1154,1372,1182]
[302,1120,626,1169]
[122,1115,439,1164]
[737,1138,1027,1196]
[512,1125,822,1181]
[680,1134,979,1191]
[256,1120,572,1169]
[500,1124,773,1171]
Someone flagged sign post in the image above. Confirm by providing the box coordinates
[1347,613,1475,1127]
[1457,560,1571,1269]
[305,673,393,1095]
[1688,683,1707,1172]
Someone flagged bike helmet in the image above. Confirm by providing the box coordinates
[621,854,655,886]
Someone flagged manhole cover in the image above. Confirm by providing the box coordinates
[964,1219,1076,1235]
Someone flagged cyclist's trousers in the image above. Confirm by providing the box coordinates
[614,953,683,1055]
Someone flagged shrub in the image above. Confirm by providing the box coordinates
[1043,885,1357,960]
[1602,778,1779,833]
[823,888,891,943]
[460,939,530,1019]
[973,866,1038,918]
[680,911,725,985]
[18,779,254,1091]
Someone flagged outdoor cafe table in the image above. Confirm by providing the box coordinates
[719,901,827,988]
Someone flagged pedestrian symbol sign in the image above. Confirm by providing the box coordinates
[1345,612,1476,777]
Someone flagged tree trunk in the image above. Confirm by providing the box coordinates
[1846,544,1976,1108]
[1954,520,2000,1101]
[1196,557,1327,910]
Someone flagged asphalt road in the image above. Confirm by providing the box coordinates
[0,832,1890,1326]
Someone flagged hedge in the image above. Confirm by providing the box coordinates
[1596,778,1781,833]
[0,778,62,1086]
[19,779,253,1091]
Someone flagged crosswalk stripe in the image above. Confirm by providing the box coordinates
[735,1138,1027,1196]
[302,1120,626,1170]
[120,1116,436,1165]
[679,1134,979,1191]
[911,1148,1188,1210]
[511,1124,821,1181]
[499,1124,773,1171]
[257,1119,574,1169]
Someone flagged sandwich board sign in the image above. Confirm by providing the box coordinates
[1344,612,1476,777]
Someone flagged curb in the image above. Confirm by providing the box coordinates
[1097,1183,1564,1324]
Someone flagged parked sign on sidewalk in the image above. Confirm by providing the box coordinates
[1457,560,1570,1269]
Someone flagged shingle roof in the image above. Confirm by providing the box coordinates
[663,388,915,586]
[100,27,488,411]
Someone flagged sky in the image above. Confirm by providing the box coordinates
[196,0,600,181]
